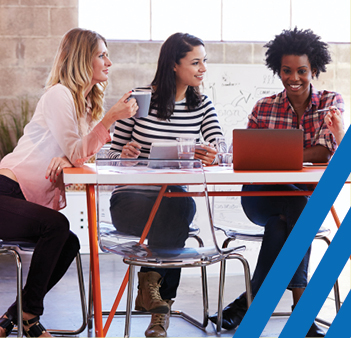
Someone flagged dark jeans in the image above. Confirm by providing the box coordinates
[110,186,196,299]
[0,175,80,320]
[241,184,311,297]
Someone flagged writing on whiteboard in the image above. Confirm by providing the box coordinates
[203,64,283,142]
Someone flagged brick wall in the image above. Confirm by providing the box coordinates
[0,1,349,122]
[0,0,78,107]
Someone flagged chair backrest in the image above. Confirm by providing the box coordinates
[96,158,241,267]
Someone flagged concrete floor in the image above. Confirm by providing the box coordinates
[0,251,339,337]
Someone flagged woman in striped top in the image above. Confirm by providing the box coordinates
[108,32,223,337]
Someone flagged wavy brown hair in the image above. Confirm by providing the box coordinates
[46,28,107,121]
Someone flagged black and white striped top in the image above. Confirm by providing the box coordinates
[109,94,223,158]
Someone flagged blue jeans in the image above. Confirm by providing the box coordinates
[241,184,311,297]
[110,186,196,299]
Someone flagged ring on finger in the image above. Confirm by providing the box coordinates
[57,165,61,171]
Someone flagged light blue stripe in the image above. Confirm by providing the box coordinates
[233,128,351,338]
[280,208,351,337]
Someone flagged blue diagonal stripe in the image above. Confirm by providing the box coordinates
[280,207,351,337]
[325,291,351,338]
[234,128,351,338]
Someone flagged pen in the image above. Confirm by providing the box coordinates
[315,107,333,113]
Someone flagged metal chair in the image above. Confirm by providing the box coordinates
[0,239,87,336]
[87,224,211,331]
[0,240,23,337]
[95,158,252,337]
[214,223,341,332]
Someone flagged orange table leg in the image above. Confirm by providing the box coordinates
[330,205,341,229]
[330,205,350,260]
[86,184,104,337]
[103,184,167,336]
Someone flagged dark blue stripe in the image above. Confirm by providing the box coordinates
[281,208,351,337]
[325,291,351,337]
[234,127,351,337]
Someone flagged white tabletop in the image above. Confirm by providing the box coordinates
[63,163,326,185]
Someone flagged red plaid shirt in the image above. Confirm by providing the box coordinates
[247,85,344,153]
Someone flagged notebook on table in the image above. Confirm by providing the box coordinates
[232,129,303,170]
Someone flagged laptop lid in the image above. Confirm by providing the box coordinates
[148,141,179,168]
[149,141,178,159]
[232,129,303,170]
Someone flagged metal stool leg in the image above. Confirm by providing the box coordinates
[14,250,23,337]
[46,252,88,335]
[200,265,209,327]
[75,252,88,331]
[216,253,252,333]
[124,266,135,338]
[216,258,226,334]
[5,249,23,337]
[0,248,23,337]
[192,234,209,327]
[88,267,94,331]
[319,236,341,313]
[1,247,87,336]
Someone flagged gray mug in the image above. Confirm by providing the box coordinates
[130,91,151,118]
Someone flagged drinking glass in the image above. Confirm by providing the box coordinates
[216,137,232,167]
[176,138,196,169]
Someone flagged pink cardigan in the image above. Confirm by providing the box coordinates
[0,84,111,210]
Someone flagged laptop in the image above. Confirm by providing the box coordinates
[149,141,178,159]
[232,129,303,170]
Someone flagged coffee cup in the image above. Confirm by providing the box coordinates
[130,91,151,118]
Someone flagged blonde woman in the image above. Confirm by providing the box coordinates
[0,28,137,337]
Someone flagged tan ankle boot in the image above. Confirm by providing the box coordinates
[145,300,174,337]
[135,271,169,314]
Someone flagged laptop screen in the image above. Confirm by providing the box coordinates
[149,141,178,159]
[232,129,303,170]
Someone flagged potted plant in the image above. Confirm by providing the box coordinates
[0,97,35,159]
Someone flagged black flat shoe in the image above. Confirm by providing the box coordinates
[0,313,15,337]
[306,321,325,337]
[209,294,248,331]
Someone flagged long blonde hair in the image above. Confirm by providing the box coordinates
[46,28,107,121]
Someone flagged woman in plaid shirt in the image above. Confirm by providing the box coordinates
[210,28,344,337]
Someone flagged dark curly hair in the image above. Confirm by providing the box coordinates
[151,33,204,120]
[264,27,331,78]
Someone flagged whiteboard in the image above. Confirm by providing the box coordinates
[202,64,284,143]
